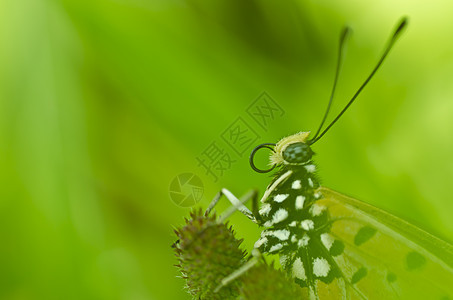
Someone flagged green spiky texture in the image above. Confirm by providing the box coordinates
[173,209,247,299]
[173,209,306,299]
[239,262,305,300]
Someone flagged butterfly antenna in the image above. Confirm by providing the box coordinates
[309,17,408,145]
[310,26,351,143]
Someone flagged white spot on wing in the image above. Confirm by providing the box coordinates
[298,234,310,247]
[308,178,314,187]
[292,257,307,280]
[274,194,289,203]
[291,235,297,243]
[289,221,297,227]
[269,243,283,252]
[259,203,271,216]
[295,195,305,210]
[305,164,316,173]
[314,192,322,199]
[271,229,290,240]
[272,208,288,223]
[301,219,314,231]
[313,257,330,277]
[320,233,334,250]
[280,255,288,266]
[291,180,302,189]
[310,203,326,216]
[300,220,315,231]
[263,220,273,227]
[254,237,268,248]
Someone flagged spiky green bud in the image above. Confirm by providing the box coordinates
[173,209,305,299]
[173,209,246,299]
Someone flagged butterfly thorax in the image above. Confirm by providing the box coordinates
[254,162,344,287]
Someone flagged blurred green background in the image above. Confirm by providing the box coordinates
[2,0,453,299]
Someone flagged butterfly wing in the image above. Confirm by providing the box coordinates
[312,187,453,299]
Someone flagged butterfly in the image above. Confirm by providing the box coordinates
[203,17,453,299]
[247,132,453,299]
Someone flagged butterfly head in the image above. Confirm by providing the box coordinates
[250,132,314,173]
[271,132,314,166]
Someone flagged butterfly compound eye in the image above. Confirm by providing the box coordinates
[282,142,313,164]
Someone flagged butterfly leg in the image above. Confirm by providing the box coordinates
[251,189,264,224]
[206,188,259,223]
[173,189,259,249]
[214,248,263,293]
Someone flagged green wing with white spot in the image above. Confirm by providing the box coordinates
[314,187,453,299]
